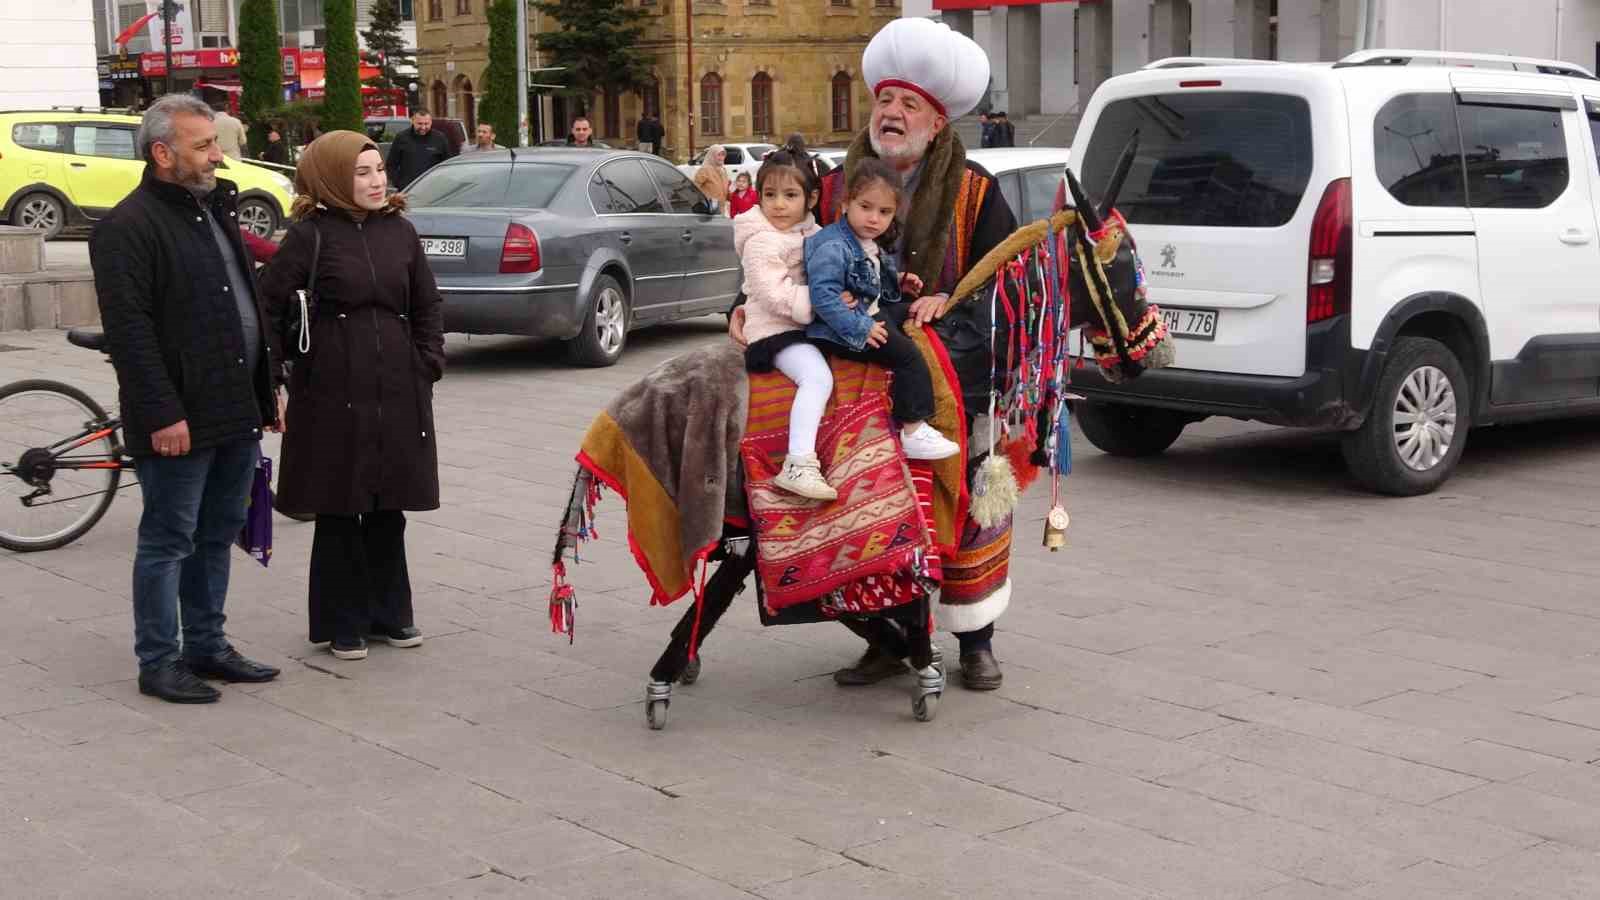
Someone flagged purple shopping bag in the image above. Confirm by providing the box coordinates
[237,455,273,567]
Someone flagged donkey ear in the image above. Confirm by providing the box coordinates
[1098,129,1140,221]
[1064,167,1103,233]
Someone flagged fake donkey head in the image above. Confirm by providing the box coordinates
[945,132,1175,385]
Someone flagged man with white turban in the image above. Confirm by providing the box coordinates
[733,18,1019,690]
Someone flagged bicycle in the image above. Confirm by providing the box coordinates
[0,328,308,553]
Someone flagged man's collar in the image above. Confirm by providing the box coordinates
[140,165,237,208]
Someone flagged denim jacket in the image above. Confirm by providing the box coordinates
[802,219,903,351]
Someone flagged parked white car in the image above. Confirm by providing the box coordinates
[1064,49,1600,495]
[676,142,778,184]
[967,147,1073,222]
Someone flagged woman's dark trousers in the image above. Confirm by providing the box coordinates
[308,510,414,643]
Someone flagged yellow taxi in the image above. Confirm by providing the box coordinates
[0,108,295,240]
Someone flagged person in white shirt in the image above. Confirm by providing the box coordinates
[211,106,247,160]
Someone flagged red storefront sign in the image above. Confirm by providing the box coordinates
[142,48,337,79]
[931,0,1083,8]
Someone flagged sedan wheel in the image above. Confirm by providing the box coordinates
[237,199,277,238]
[567,274,629,366]
[12,193,64,239]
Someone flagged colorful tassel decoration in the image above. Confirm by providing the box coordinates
[970,453,1020,528]
[549,562,577,644]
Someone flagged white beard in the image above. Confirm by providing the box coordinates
[869,123,934,165]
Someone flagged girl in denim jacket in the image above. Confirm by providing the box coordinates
[803,160,959,460]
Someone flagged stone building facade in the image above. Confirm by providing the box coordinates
[416,0,901,160]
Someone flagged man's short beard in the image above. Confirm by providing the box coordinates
[174,159,217,198]
[869,123,934,164]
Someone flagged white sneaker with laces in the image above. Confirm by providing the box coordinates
[773,453,838,501]
[900,423,960,460]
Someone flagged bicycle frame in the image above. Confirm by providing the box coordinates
[8,415,133,508]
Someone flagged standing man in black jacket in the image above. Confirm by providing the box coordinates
[636,112,666,156]
[90,94,284,704]
[386,108,454,191]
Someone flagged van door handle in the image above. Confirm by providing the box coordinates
[681,230,694,242]
[1560,227,1591,245]
[69,162,87,168]
[618,231,632,245]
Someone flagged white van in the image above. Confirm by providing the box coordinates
[1066,50,1600,495]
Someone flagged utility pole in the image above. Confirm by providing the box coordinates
[516,0,529,146]
[162,0,176,96]
[685,0,694,159]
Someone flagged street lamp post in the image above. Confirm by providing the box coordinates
[162,0,176,96]
[516,0,529,147]
[685,0,694,159]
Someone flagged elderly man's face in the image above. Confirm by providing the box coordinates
[154,111,223,196]
[869,86,947,165]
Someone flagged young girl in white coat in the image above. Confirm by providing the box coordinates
[734,137,837,500]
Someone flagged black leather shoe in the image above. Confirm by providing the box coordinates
[959,648,1003,691]
[185,648,280,683]
[139,660,221,704]
[331,636,368,660]
[833,645,909,686]
[369,625,423,648]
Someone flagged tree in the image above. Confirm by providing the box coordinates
[321,0,364,133]
[478,0,520,145]
[532,0,653,115]
[238,0,281,158]
[360,0,412,90]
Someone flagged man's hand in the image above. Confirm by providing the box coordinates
[899,272,924,298]
[865,321,889,349]
[152,420,191,457]
[907,293,950,327]
[265,390,286,434]
[840,290,857,309]
[728,306,749,348]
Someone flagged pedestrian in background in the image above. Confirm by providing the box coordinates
[978,112,996,149]
[728,171,759,218]
[463,122,504,154]
[386,108,455,191]
[212,104,248,160]
[90,94,283,703]
[992,111,1016,147]
[566,116,597,147]
[693,145,730,212]
[637,112,665,156]
[260,127,290,165]
[260,131,446,662]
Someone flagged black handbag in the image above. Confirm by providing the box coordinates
[286,222,321,357]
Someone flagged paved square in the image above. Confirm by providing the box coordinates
[1,320,1598,898]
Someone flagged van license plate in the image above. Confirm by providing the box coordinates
[422,237,467,258]
[1161,306,1217,340]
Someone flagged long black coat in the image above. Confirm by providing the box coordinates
[90,170,278,456]
[259,209,444,516]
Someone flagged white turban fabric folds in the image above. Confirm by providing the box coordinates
[861,18,991,120]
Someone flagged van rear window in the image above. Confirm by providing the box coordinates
[1081,92,1313,228]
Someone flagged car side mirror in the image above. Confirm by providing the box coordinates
[692,199,712,215]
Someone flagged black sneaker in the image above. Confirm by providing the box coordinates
[331,636,368,660]
[138,660,221,704]
[369,625,423,648]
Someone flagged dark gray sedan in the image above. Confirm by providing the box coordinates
[404,148,741,365]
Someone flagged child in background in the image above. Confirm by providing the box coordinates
[728,172,759,218]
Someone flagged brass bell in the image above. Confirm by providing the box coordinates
[1043,505,1069,552]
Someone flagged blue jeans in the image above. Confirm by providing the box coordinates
[131,438,259,670]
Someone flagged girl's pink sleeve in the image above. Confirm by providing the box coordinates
[745,232,812,324]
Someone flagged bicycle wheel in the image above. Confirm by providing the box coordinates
[0,380,122,552]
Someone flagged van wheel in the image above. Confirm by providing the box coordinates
[1341,336,1469,496]
[1074,400,1187,457]
[567,275,629,367]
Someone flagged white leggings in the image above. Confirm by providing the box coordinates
[774,341,833,458]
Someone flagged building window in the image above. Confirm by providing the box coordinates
[748,0,770,4]
[427,0,443,21]
[874,0,894,6]
[193,0,228,33]
[700,72,723,136]
[831,0,850,6]
[831,71,852,132]
[604,86,621,138]
[456,0,470,14]
[639,77,661,120]
[400,0,414,18]
[431,80,448,117]
[751,72,772,135]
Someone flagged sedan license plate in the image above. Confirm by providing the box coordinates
[422,237,467,258]
[1161,306,1218,341]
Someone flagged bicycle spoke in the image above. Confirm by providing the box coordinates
[0,383,122,551]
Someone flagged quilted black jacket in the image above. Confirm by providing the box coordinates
[90,168,277,456]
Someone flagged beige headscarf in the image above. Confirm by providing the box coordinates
[693,144,730,202]
[290,129,405,221]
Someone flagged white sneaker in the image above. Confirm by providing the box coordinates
[773,453,838,501]
[900,423,960,460]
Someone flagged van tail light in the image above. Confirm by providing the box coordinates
[499,223,541,274]
[1307,177,1352,324]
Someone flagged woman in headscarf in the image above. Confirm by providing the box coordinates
[259,131,445,662]
[692,145,730,212]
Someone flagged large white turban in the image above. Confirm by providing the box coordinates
[861,18,991,120]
